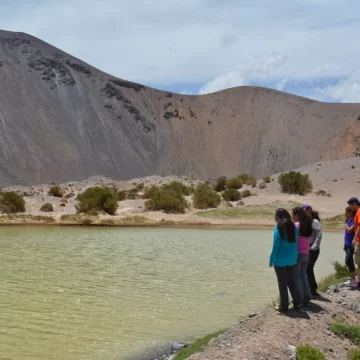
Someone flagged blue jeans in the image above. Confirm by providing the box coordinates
[295,253,311,305]
[344,245,355,274]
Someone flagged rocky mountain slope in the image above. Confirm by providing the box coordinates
[1,30,360,186]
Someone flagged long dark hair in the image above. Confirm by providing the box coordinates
[306,205,321,222]
[275,208,296,242]
[293,207,312,237]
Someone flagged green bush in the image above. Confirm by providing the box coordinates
[263,175,271,183]
[193,184,221,209]
[163,181,192,196]
[145,187,187,214]
[48,185,64,198]
[278,171,313,195]
[40,203,54,212]
[143,185,160,199]
[296,345,326,360]
[241,190,251,198]
[76,187,118,215]
[348,349,360,360]
[214,176,227,192]
[116,191,127,201]
[64,192,75,199]
[330,323,360,345]
[259,182,266,189]
[226,177,243,189]
[334,261,350,278]
[126,188,139,200]
[239,174,257,187]
[0,191,26,214]
[222,188,241,201]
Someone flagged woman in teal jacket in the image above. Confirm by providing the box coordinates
[269,208,300,311]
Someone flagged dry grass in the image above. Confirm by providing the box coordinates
[0,214,55,223]
[196,201,302,220]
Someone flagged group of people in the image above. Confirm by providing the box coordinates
[269,197,360,312]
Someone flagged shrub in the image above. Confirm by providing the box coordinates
[239,173,257,186]
[163,181,192,196]
[332,178,338,183]
[64,192,75,199]
[214,176,227,192]
[76,187,118,215]
[348,349,360,360]
[0,191,26,214]
[296,345,326,360]
[222,188,241,201]
[226,177,243,189]
[333,261,351,278]
[330,322,360,345]
[48,185,63,197]
[241,190,251,198]
[263,175,271,183]
[60,203,66,207]
[116,191,127,201]
[193,184,221,209]
[145,187,187,214]
[143,185,160,199]
[259,182,266,189]
[351,165,355,169]
[278,171,313,195]
[126,188,139,200]
[40,203,54,212]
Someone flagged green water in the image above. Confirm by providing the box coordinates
[0,227,343,360]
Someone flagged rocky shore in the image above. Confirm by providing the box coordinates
[148,280,359,360]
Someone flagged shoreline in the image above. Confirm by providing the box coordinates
[0,219,343,232]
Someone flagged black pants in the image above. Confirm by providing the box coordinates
[345,245,356,274]
[306,249,320,294]
[274,265,300,310]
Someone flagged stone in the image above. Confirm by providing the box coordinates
[248,312,257,318]
[172,343,187,351]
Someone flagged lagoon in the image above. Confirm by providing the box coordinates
[0,227,344,359]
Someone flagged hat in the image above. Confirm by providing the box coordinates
[347,197,360,205]
[302,205,312,210]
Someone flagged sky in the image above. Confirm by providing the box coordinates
[1,0,360,102]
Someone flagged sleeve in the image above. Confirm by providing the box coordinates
[269,227,281,265]
[311,220,322,251]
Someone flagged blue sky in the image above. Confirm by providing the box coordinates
[1,0,360,102]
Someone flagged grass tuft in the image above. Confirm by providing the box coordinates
[330,323,360,346]
[296,345,326,360]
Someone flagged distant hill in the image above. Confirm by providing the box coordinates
[1,30,360,186]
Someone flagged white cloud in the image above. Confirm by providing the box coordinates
[199,54,287,94]
[1,0,360,101]
[316,70,360,103]
[179,89,193,95]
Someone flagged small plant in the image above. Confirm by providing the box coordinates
[348,348,360,360]
[76,187,118,215]
[351,165,355,169]
[48,185,64,197]
[0,191,26,214]
[116,191,127,201]
[296,345,326,360]
[214,176,227,192]
[40,203,54,212]
[143,185,160,199]
[226,177,243,190]
[163,181,192,196]
[238,173,257,186]
[222,188,241,202]
[145,187,187,214]
[193,184,221,209]
[259,182,266,189]
[263,175,271,183]
[332,178,338,183]
[333,261,350,278]
[64,192,75,199]
[241,190,251,198]
[60,203,66,207]
[330,322,360,345]
[126,188,139,200]
[278,171,313,195]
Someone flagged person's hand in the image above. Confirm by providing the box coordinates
[352,240,356,246]
[269,264,273,268]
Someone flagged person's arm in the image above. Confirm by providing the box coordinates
[352,226,360,246]
[311,220,322,251]
[346,221,354,232]
[269,227,280,266]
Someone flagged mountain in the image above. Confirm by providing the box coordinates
[0,30,360,186]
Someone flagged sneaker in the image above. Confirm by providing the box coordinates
[349,278,358,286]
[274,304,288,312]
[350,282,360,290]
